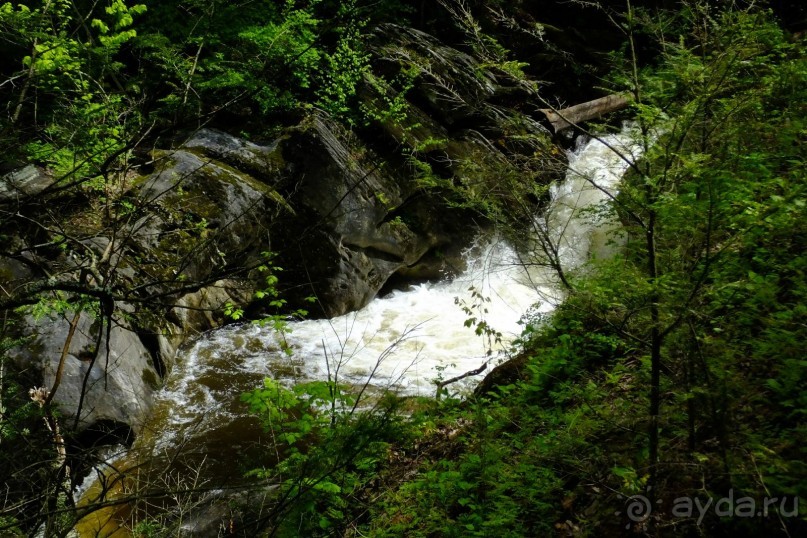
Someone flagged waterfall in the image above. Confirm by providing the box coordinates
[74,126,643,515]
[141,125,643,449]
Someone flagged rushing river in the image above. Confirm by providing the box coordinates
[74,126,642,534]
[149,127,639,451]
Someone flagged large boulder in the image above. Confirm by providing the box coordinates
[272,115,462,316]
[122,131,292,365]
[0,164,56,202]
[8,309,159,434]
[0,129,290,437]
[132,145,285,283]
[1,130,289,435]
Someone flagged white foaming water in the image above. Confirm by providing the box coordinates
[149,126,643,445]
[152,237,552,443]
[548,129,643,266]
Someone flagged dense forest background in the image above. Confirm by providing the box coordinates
[1,0,806,536]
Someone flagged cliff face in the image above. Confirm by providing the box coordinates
[1,20,567,435]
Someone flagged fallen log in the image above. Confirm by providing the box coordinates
[538,93,630,134]
[435,362,487,399]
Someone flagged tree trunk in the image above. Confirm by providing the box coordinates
[538,94,630,134]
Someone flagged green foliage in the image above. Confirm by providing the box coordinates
[133,0,376,121]
[233,4,322,112]
[438,0,529,80]
[509,3,807,531]
[0,516,23,537]
[455,287,502,356]
[0,337,35,444]
[359,5,807,536]
[316,0,370,121]
[131,519,164,538]
[0,333,60,535]
[257,253,314,351]
[241,376,410,536]
[0,0,146,181]
[360,68,419,128]
[367,369,585,536]
[611,3,807,502]
[243,377,360,448]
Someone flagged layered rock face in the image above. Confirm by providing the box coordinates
[270,115,469,317]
